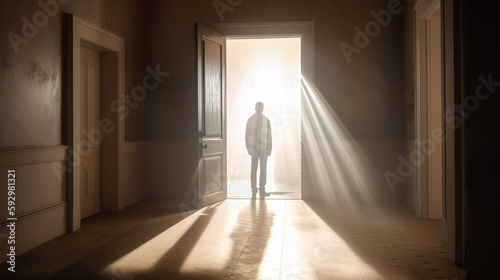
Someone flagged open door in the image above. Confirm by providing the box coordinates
[196,23,227,208]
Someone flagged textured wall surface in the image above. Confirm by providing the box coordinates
[1,0,405,145]
[0,0,147,148]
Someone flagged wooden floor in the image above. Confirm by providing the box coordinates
[0,199,466,279]
[228,180,301,200]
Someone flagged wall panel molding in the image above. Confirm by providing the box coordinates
[0,145,67,167]
[0,145,68,262]
[124,141,149,207]
[0,201,66,227]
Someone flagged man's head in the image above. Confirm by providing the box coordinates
[255,102,264,114]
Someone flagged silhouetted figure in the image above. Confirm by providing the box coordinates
[245,102,272,199]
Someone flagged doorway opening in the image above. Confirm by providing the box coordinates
[226,38,302,199]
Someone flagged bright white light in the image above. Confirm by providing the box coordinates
[226,38,301,198]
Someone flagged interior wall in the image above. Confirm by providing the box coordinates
[146,0,406,202]
[0,0,148,260]
[402,0,417,212]
[0,0,147,148]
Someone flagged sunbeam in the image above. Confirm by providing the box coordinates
[301,76,392,208]
[104,203,233,275]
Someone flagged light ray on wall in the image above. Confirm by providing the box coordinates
[301,76,391,208]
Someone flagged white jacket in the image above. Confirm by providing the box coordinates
[245,113,272,154]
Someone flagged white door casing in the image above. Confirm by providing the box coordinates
[415,0,443,219]
[80,46,101,219]
[68,15,125,231]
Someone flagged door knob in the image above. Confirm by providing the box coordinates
[202,144,208,149]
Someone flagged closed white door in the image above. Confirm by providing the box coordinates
[80,46,101,219]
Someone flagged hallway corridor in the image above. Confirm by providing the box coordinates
[1,199,465,280]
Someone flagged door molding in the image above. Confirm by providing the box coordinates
[210,21,314,82]
[67,14,125,231]
[414,0,441,219]
[415,0,440,19]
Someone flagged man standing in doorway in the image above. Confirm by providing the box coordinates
[246,102,272,199]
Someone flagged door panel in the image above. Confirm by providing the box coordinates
[80,46,101,219]
[203,155,223,195]
[84,167,98,198]
[204,39,223,136]
[197,23,227,207]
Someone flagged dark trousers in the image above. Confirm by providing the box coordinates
[251,150,268,191]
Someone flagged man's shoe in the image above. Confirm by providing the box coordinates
[259,191,270,199]
[251,189,258,199]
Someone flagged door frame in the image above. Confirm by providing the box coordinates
[225,37,303,199]
[210,21,315,199]
[211,22,314,81]
[67,14,125,231]
[414,0,442,219]
[415,0,467,266]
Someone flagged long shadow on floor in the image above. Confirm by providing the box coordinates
[304,200,466,279]
[43,202,216,280]
[228,200,274,279]
[135,199,274,279]
[0,200,203,280]
[147,202,223,276]
[35,199,275,280]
